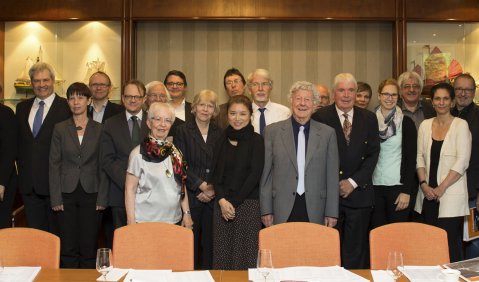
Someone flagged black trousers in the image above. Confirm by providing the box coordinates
[22,191,56,233]
[191,204,213,270]
[110,206,127,229]
[336,205,372,269]
[287,193,309,222]
[57,184,100,268]
[371,185,410,229]
[421,198,464,262]
[0,183,16,228]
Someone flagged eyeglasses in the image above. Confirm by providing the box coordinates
[147,93,168,99]
[380,92,399,98]
[90,83,110,88]
[150,116,173,124]
[402,84,420,90]
[165,82,185,88]
[123,95,144,101]
[225,79,243,86]
[249,82,272,89]
[454,88,475,95]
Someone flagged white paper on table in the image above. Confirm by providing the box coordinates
[96,268,129,281]
[123,269,172,282]
[400,265,443,282]
[164,270,214,282]
[248,266,370,282]
[371,270,394,282]
[0,266,41,282]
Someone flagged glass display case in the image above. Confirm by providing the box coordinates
[3,21,121,109]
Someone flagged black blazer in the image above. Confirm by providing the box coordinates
[312,105,380,208]
[399,115,418,195]
[16,95,71,195]
[174,120,223,208]
[185,101,195,123]
[49,118,108,207]
[0,104,17,190]
[88,101,124,124]
[100,111,149,207]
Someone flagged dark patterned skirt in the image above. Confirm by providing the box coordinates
[212,199,261,270]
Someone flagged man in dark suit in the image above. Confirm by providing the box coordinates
[88,71,124,124]
[215,68,247,130]
[0,84,18,228]
[451,73,479,258]
[16,62,71,232]
[164,70,194,122]
[145,80,184,138]
[312,73,380,269]
[101,79,149,235]
[261,81,339,227]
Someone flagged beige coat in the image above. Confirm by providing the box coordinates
[415,117,471,218]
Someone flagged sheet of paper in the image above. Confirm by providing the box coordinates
[371,270,394,282]
[248,266,370,282]
[400,265,443,282]
[0,266,41,282]
[165,270,215,282]
[96,268,129,281]
[123,269,172,282]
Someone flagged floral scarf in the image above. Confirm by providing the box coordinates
[376,106,403,142]
[140,136,188,197]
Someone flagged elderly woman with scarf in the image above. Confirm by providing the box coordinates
[371,79,417,228]
[125,102,192,228]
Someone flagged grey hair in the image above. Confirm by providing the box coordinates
[145,81,172,101]
[288,81,320,105]
[397,71,423,91]
[29,62,55,81]
[332,73,357,91]
[147,102,176,123]
[247,68,273,85]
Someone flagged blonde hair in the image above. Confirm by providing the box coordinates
[191,89,220,117]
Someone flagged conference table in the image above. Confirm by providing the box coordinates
[33,268,413,281]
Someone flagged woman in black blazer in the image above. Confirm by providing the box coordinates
[371,78,417,228]
[174,90,223,269]
[49,82,108,268]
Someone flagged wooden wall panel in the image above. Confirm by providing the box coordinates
[132,0,396,20]
[0,0,123,20]
[406,0,479,21]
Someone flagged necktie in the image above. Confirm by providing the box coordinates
[131,116,140,147]
[32,101,45,138]
[296,126,305,196]
[259,108,266,136]
[342,113,352,145]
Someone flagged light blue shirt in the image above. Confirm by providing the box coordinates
[373,124,402,186]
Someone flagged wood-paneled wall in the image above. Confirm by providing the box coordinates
[0,0,478,99]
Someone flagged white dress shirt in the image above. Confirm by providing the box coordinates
[252,100,291,134]
[174,98,186,121]
[28,93,56,131]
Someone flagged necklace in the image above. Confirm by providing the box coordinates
[163,157,173,178]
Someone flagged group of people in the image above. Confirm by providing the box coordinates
[0,61,478,270]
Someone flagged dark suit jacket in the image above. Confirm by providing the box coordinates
[174,120,223,208]
[0,104,17,189]
[101,111,149,207]
[452,103,479,199]
[213,103,229,130]
[49,118,108,207]
[169,118,185,140]
[184,101,195,122]
[88,101,124,124]
[312,105,380,208]
[399,116,418,195]
[16,95,71,195]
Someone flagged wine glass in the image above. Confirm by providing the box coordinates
[387,251,404,282]
[96,248,113,281]
[257,249,273,282]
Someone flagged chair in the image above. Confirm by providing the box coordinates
[0,227,60,268]
[258,222,340,267]
[370,222,450,269]
[112,222,194,270]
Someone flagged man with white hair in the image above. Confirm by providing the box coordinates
[312,73,380,269]
[261,81,339,228]
[247,68,290,135]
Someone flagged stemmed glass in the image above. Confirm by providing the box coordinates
[257,249,273,282]
[96,248,113,281]
[387,251,404,282]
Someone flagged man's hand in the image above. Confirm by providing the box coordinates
[324,217,337,227]
[339,180,354,198]
[262,214,273,227]
[0,185,4,202]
